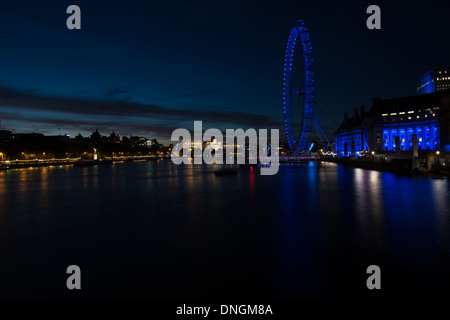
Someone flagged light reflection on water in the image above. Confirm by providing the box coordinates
[0,161,449,299]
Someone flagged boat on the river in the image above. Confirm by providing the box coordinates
[213,169,237,176]
[73,160,98,167]
[74,159,113,166]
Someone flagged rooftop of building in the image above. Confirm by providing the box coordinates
[336,88,450,133]
[370,88,450,115]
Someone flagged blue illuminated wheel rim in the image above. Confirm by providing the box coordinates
[282,20,315,152]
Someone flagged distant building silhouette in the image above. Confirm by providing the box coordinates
[90,128,102,142]
[0,130,12,144]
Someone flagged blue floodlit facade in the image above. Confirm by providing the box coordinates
[282,19,315,152]
[417,71,435,95]
[335,90,450,157]
[334,106,370,157]
[417,68,450,95]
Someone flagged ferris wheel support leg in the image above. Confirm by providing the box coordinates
[312,119,325,146]
[313,113,330,147]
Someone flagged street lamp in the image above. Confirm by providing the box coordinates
[436,150,440,164]
[0,152,3,162]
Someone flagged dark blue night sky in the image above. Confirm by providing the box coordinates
[0,0,449,143]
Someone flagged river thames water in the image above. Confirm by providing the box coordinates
[0,160,449,299]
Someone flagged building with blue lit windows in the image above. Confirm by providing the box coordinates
[417,68,450,95]
[334,106,369,157]
[335,89,450,157]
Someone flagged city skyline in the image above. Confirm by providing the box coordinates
[1,1,450,144]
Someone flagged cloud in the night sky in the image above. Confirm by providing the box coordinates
[0,86,281,141]
[172,89,221,98]
[106,87,128,97]
[0,109,176,138]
